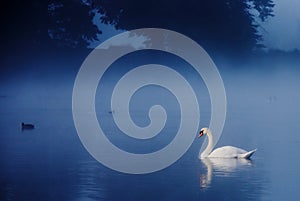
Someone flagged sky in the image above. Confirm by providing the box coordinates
[262,0,300,51]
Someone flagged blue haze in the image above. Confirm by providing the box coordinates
[0,52,300,200]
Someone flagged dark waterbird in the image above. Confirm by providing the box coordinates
[21,122,34,130]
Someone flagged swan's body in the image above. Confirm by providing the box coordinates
[199,128,256,159]
[207,146,256,159]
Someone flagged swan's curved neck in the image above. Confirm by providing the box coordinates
[200,129,214,158]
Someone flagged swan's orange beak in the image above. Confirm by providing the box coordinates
[198,130,204,138]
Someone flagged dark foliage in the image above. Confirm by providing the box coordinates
[48,0,274,55]
[2,0,275,55]
[48,0,101,48]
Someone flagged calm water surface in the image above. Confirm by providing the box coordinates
[1,66,300,201]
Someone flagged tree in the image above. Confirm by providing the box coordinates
[48,0,274,54]
[48,0,100,48]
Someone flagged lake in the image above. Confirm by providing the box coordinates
[1,57,300,201]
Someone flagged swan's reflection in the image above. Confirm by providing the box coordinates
[199,158,253,188]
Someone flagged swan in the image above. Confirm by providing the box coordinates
[198,128,256,159]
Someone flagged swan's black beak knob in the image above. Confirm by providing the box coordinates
[198,130,204,138]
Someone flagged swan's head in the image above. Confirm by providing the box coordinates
[198,127,209,138]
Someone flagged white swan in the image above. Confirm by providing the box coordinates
[198,128,256,159]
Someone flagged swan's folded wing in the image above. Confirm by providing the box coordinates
[208,146,245,158]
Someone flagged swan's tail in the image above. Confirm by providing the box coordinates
[240,149,257,159]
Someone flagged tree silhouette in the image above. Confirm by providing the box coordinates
[48,0,100,48]
[47,0,274,55]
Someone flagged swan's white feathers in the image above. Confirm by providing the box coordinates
[199,128,257,159]
[239,149,257,159]
[208,146,256,159]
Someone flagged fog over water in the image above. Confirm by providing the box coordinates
[1,49,300,200]
[1,0,300,199]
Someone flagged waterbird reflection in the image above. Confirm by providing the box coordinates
[199,158,253,188]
